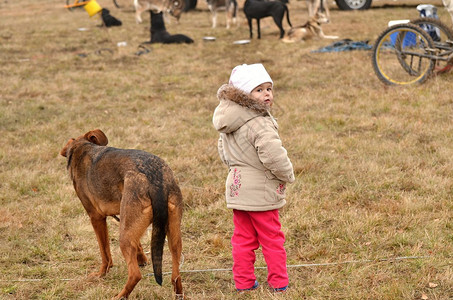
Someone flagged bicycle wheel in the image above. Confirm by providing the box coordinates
[411,17,453,71]
[372,23,435,85]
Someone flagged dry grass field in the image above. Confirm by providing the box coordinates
[1,0,453,298]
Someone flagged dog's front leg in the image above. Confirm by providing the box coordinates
[323,0,331,22]
[212,10,217,28]
[135,10,143,23]
[307,0,314,17]
[90,216,114,277]
[319,29,338,39]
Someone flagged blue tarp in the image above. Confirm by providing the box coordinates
[311,39,372,53]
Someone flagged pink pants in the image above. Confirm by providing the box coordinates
[232,209,288,290]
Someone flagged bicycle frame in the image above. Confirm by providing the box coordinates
[399,48,452,61]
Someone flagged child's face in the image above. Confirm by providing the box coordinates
[250,82,273,107]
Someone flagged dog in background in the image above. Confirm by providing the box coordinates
[307,0,330,23]
[205,0,238,29]
[100,8,122,27]
[134,0,185,23]
[282,16,338,43]
[148,11,194,44]
[243,0,292,39]
[60,129,184,300]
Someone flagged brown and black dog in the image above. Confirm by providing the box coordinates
[60,129,184,300]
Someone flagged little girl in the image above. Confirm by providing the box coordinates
[212,63,295,292]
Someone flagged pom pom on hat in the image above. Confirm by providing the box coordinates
[229,63,273,94]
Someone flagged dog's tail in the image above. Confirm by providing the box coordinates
[150,187,168,286]
[285,5,292,28]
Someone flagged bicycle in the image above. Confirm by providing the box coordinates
[371,17,453,85]
[65,0,121,11]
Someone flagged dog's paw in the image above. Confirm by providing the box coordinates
[89,266,111,278]
[281,38,295,43]
[137,252,149,266]
[88,271,104,278]
[86,272,106,284]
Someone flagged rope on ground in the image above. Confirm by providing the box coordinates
[0,255,429,282]
[144,255,429,277]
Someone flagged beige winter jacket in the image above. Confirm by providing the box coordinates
[213,84,295,211]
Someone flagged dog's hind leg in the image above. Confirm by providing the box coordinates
[114,182,153,299]
[226,10,231,29]
[273,17,285,39]
[167,190,184,296]
[256,19,261,39]
[89,216,114,277]
[270,14,285,39]
[226,1,235,29]
[115,218,151,299]
[247,18,253,38]
[231,0,238,27]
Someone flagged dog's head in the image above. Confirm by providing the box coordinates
[60,129,109,158]
[314,10,329,24]
[168,0,184,20]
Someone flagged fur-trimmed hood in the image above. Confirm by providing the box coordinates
[213,84,270,134]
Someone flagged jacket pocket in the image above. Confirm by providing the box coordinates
[264,176,286,205]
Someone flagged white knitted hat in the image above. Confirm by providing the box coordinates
[228,63,273,94]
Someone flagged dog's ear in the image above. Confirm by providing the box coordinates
[85,129,109,146]
[60,138,75,157]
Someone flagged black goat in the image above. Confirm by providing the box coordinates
[243,0,292,39]
[148,11,194,44]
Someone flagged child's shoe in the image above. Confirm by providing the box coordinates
[237,280,259,292]
[271,284,288,292]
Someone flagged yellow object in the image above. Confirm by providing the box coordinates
[84,0,102,17]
